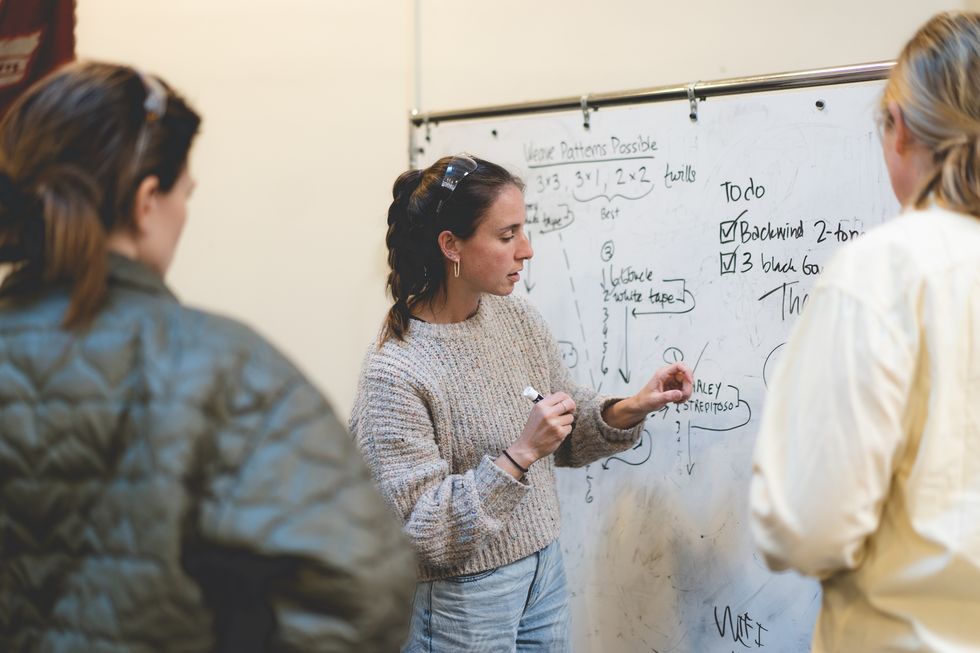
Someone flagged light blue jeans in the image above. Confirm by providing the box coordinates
[402,540,570,652]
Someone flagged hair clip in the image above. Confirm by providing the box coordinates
[132,70,168,172]
[436,154,479,216]
[139,72,167,121]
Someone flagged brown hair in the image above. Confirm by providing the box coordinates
[882,11,980,215]
[0,61,201,327]
[381,155,523,343]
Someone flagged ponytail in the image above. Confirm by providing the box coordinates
[0,166,107,328]
[381,168,433,343]
[917,134,980,216]
[37,166,107,328]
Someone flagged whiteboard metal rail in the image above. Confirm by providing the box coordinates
[409,61,894,126]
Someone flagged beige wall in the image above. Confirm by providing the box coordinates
[77,1,965,419]
[76,1,410,418]
[418,0,961,111]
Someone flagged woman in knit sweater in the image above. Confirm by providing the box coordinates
[350,155,693,652]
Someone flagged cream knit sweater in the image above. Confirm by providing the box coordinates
[350,294,643,581]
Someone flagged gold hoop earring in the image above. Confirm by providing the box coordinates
[453,259,460,278]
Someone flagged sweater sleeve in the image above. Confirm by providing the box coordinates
[192,331,416,653]
[351,358,531,571]
[518,298,643,468]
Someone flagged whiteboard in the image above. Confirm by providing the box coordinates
[414,79,898,652]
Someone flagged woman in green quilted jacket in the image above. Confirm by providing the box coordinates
[0,61,415,652]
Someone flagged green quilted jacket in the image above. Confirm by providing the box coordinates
[0,254,415,652]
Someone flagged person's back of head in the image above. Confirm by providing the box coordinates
[0,61,200,327]
[882,11,980,216]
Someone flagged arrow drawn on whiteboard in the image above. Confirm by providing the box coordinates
[601,428,652,469]
[631,279,697,316]
[537,204,575,234]
[557,231,593,379]
[687,422,695,475]
[522,231,535,293]
[618,304,631,384]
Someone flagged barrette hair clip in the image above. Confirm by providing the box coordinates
[139,72,167,121]
[132,70,168,172]
[436,154,478,216]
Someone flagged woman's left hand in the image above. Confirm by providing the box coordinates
[602,362,694,429]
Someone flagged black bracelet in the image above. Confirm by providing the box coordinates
[502,449,529,475]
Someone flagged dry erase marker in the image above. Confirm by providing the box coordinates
[523,386,544,403]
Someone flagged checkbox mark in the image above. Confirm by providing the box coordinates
[719,219,737,244]
[719,251,737,275]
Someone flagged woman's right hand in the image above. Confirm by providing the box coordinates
[507,392,576,470]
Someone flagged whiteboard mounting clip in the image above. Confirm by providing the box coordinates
[687,82,701,122]
[580,94,592,130]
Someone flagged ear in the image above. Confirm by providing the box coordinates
[437,229,460,262]
[888,101,914,156]
[132,175,161,234]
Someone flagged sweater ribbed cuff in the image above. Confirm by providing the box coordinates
[474,454,530,520]
[595,397,645,443]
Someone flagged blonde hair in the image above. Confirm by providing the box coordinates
[882,11,980,216]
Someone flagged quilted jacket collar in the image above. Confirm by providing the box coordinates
[0,253,178,303]
[108,252,178,302]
